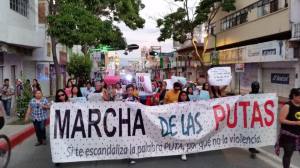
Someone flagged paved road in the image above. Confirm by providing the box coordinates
[7,129,277,168]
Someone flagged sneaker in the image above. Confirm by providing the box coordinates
[129,160,136,164]
[181,154,187,161]
[34,142,42,146]
[249,148,260,154]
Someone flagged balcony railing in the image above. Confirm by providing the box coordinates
[292,22,300,40]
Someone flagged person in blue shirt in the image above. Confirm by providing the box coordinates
[25,89,50,146]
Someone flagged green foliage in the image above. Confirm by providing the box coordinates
[16,80,32,120]
[157,0,236,43]
[67,53,93,82]
[81,0,146,30]
[47,3,127,50]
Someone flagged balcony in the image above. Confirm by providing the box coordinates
[291,22,300,41]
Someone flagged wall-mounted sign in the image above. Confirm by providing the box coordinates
[235,63,245,72]
[271,73,289,84]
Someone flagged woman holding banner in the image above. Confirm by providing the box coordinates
[178,91,190,161]
[123,84,139,164]
[55,89,69,103]
[64,79,73,98]
[71,85,83,98]
[277,88,300,168]
[186,87,194,96]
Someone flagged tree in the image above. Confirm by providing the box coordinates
[16,80,32,120]
[157,0,236,65]
[47,0,145,89]
[67,53,92,87]
[47,3,127,55]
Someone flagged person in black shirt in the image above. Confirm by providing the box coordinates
[278,88,300,168]
[249,81,261,158]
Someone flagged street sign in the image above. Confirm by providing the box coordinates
[235,63,245,72]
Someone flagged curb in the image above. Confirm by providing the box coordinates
[255,148,299,168]
[0,119,50,149]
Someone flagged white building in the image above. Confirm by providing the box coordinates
[204,0,300,98]
[0,0,53,95]
[0,0,72,96]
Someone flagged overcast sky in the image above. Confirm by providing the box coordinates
[118,0,199,63]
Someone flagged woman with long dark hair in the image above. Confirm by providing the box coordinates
[276,88,300,168]
[32,79,41,95]
[71,85,82,98]
[202,83,209,91]
[178,91,190,102]
[65,79,73,98]
[186,86,194,95]
[55,89,68,102]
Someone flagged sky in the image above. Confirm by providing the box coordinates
[118,0,199,64]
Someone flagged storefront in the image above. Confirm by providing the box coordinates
[209,40,299,97]
[261,62,297,98]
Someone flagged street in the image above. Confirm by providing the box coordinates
[8,128,275,168]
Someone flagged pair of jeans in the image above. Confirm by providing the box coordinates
[33,120,46,144]
[2,99,11,116]
[282,143,295,168]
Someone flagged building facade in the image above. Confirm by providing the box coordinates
[175,45,204,82]
[0,0,71,96]
[205,0,300,98]
[173,25,206,82]
[0,0,52,95]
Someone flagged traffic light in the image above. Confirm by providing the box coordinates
[149,51,159,56]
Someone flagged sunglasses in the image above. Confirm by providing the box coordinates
[58,94,65,97]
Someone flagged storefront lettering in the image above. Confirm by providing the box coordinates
[271,73,289,84]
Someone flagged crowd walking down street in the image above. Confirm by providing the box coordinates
[1,0,300,168]
[0,76,300,168]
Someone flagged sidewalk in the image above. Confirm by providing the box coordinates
[258,146,300,168]
[0,115,36,149]
[1,114,50,149]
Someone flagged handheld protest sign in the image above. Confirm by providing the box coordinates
[163,79,173,90]
[136,73,153,96]
[208,67,232,86]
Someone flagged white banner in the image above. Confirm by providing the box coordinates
[50,94,278,163]
[208,67,232,86]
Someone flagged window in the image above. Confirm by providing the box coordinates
[208,23,216,35]
[221,9,248,31]
[10,0,29,17]
[257,0,280,17]
[220,0,286,31]
[270,0,279,13]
